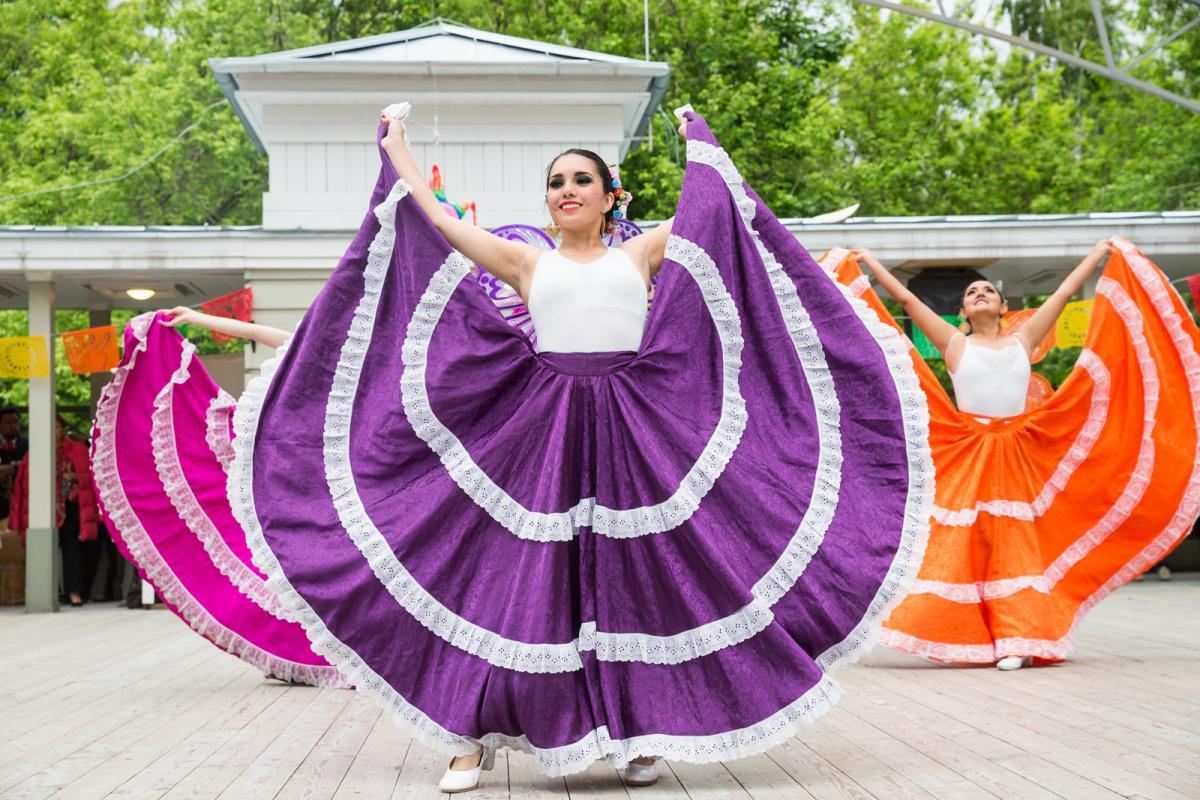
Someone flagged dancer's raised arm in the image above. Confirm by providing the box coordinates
[854,249,960,357]
[379,114,534,292]
[1009,240,1110,352]
[159,307,289,348]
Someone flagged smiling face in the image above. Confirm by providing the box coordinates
[545,152,614,237]
[960,280,1007,327]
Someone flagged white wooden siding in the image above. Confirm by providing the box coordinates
[261,103,626,229]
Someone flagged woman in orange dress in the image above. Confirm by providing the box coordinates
[834,238,1199,669]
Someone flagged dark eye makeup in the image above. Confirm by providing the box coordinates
[547,171,597,189]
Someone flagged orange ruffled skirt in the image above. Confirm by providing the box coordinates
[823,238,1200,663]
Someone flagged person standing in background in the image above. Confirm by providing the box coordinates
[0,408,28,524]
[10,415,100,605]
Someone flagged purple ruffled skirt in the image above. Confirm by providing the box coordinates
[232,114,933,774]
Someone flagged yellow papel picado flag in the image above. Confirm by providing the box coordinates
[1055,300,1094,348]
[0,336,51,378]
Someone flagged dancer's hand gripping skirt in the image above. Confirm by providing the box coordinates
[231,111,936,775]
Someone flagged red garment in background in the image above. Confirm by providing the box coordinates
[10,437,99,542]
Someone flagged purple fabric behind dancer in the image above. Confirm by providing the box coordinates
[92,315,344,687]
[232,113,933,774]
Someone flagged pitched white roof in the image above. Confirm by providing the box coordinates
[209,19,671,155]
[210,19,670,76]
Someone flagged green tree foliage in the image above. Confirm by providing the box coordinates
[3,0,1198,223]
[2,0,1198,409]
[0,0,322,225]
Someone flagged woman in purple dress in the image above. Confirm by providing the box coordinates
[232,105,934,793]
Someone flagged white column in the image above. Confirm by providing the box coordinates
[243,268,325,386]
[25,276,57,613]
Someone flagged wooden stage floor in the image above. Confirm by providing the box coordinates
[2,576,1197,799]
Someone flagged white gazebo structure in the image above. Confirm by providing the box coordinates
[209,19,672,230]
[3,20,1200,613]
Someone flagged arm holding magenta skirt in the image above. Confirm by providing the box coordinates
[159,306,290,349]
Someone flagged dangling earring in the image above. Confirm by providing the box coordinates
[545,220,561,238]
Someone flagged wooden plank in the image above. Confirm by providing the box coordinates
[0,613,180,719]
[104,679,297,799]
[158,685,323,800]
[0,637,225,790]
[386,739,443,800]
[954,664,1200,775]
[215,687,352,798]
[500,143,523,198]
[562,758,631,798]
[834,689,1062,800]
[799,725,940,800]
[507,751,571,799]
[325,143,348,194]
[482,144,503,194]
[306,143,328,195]
[809,714,984,800]
[522,145,543,195]
[273,695,382,800]
[767,739,876,800]
[719,753,817,800]
[1,648,237,798]
[666,759,750,799]
[284,143,306,193]
[934,670,1200,798]
[50,669,267,800]
[871,669,1178,800]
[330,712,407,799]
[268,152,285,194]
[463,144,485,192]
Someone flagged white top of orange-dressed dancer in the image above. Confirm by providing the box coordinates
[947,332,1031,418]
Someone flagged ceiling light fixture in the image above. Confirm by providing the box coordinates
[125,288,157,301]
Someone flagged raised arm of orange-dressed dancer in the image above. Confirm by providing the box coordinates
[1012,240,1111,351]
[853,249,961,356]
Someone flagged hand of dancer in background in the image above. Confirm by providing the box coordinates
[158,306,291,349]
[160,306,201,328]
[852,248,961,358]
[1012,239,1113,352]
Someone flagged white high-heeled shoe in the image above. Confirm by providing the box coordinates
[437,747,495,794]
[996,655,1030,671]
[624,757,660,786]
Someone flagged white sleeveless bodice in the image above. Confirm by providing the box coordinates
[528,248,649,354]
[949,336,1031,418]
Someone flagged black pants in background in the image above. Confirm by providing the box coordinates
[58,502,97,601]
